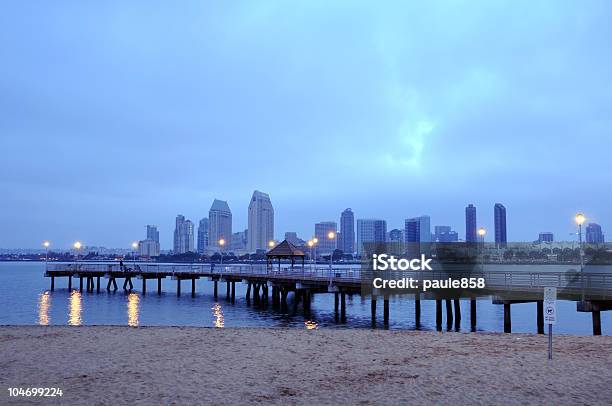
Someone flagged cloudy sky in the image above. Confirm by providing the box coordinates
[1,1,611,249]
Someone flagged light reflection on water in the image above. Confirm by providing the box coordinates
[304,320,318,330]
[212,302,224,328]
[38,291,50,325]
[68,291,82,326]
[127,293,140,327]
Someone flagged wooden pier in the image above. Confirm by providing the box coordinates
[44,263,612,335]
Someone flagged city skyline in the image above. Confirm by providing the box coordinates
[1,2,611,248]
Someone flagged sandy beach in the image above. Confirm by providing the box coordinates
[1,326,611,405]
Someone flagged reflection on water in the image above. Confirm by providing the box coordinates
[38,291,51,325]
[127,293,140,327]
[68,291,82,326]
[212,303,224,328]
[304,320,318,330]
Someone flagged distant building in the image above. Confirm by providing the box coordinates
[284,232,301,246]
[538,232,554,243]
[434,226,458,242]
[209,199,232,250]
[146,225,159,243]
[173,215,194,254]
[494,203,507,248]
[405,216,431,243]
[314,221,337,254]
[197,218,209,253]
[586,223,605,244]
[247,190,274,252]
[387,228,404,243]
[465,204,477,243]
[339,208,355,254]
[231,230,248,251]
[356,219,387,255]
[138,239,160,257]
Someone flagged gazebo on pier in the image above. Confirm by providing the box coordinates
[266,240,305,272]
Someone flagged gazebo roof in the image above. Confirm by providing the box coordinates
[266,240,305,257]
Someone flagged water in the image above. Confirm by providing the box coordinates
[0,261,609,334]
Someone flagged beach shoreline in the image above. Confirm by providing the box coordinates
[1,326,611,405]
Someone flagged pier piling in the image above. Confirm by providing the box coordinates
[445,299,453,328]
[68,276,72,291]
[471,299,477,331]
[383,297,389,327]
[213,280,218,298]
[50,276,54,291]
[341,293,347,322]
[537,300,544,334]
[453,299,461,329]
[436,300,442,331]
[593,311,602,335]
[231,281,235,303]
[192,279,196,297]
[177,279,181,296]
[371,298,377,327]
[142,278,146,294]
[415,295,421,328]
[157,277,162,295]
[504,303,511,333]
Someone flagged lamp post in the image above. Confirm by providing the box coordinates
[575,213,586,299]
[312,237,318,267]
[131,241,139,269]
[327,231,336,283]
[307,240,314,272]
[477,228,486,271]
[43,241,50,271]
[73,241,82,270]
[218,238,225,269]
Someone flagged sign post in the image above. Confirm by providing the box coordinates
[543,287,557,360]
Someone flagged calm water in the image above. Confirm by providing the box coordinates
[0,262,609,335]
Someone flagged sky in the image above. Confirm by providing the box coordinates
[1,1,611,249]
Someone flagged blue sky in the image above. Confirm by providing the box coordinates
[1,1,611,249]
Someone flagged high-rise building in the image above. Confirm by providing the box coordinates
[538,232,554,243]
[434,226,458,242]
[231,230,248,251]
[356,219,387,255]
[140,224,160,257]
[586,223,605,244]
[314,221,337,254]
[339,208,355,254]
[197,218,209,253]
[494,203,507,248]
[387,228,404,243]
[138,239,160,257]
[247,190,274,252]
[146,225,159,243]
[209,199,232,250]
[185,220,194,252]
[405,216,431,243]
[284,232,300,246]
[465,204,477,243]
[173,215,187,253]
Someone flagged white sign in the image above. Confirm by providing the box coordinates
[543,287,557,325]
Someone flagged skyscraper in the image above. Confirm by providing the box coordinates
[146,225,159,243]
[197,218,209,253]
[356,219,387,255]
[339,208,355,254]
[586,223,605,244]
[404,216,431,243]
[247,190,274,252]
[538,232,554,243]
[465,204,477,243]
[494,203,507,248]
[208,199,232,250]
[434,226,458,242]
[314,221,337,254]
[173,215,194,254]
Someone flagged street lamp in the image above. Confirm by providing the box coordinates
[268,240,276,248]
[477,228,486,271]
[307,240,314,271]
[43,241,50,271]
[218,238,225,268]
[327,231,336,282]
[131,241,139,268]
[73,241,82,270]
[312,237,318,266]
[575,213,586,297]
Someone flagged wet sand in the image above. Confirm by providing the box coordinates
[1,326,611,405]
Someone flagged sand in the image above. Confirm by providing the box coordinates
[1,326,611,405]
